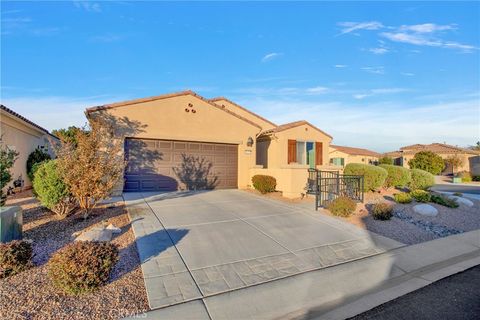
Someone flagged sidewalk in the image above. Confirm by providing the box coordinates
[138,230,480,319]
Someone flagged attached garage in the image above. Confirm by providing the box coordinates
[124,138,238,192]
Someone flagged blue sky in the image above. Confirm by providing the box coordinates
[1,1,479,152]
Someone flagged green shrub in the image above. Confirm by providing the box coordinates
[344,163,388,191]
[457,171,472,183]
[0,145,19,206]
[473,176,480,182]
[26,147,51,181]
[379,164,411,188]
[430,194,459,208]
[252,175,277,194]
[0,240,33,278]
[411,189,431,202]
[394,192,412,204]
[378,156,394,165]
[48,241,119,295]
[327,196,356,217]
[409,169,435,190]
[453,192,463,197]
[408,151,445,175]
[371,202,393,220]
[33,160,76,219]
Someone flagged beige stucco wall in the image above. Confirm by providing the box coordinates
[250,165,310,198]
[329,149,378,166]
[91,94,262,194]
[1,112,55,189]
[395,152,476,174]
[212,99,275,130]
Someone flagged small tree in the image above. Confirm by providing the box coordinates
[378,156,394,165]
[471,141,480,151]
[408,151,445,175]
[444,155,464,176]
[52,126,83,147]
[0,142,19,206]
[56,118,123,218]
[26,146,51,181]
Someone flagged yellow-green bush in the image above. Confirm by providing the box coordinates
[344,164,387,192]
[411,189,431,202]
[409,169,435,190]
[372,202,393,220]
[394,192,412,204]
[251,175,277,194]
[327,196,356,217]
[379,164,411,188]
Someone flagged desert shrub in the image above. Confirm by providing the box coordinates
[327,196,356,217]
[48,241,118,295]
[26,147,51,182]
[457,171,472,183]
[0,240,33,278]
[411,189,431,203]
[408,151,445,175]
[344,163,387,192]
[409,169,435,190]
[378,156,394,165]
[473,176,480,182]
[379,164,411,188]
[453,192,463,197]
[0,144,19,206]
[33,160,76,219]
[430,194,459,208]
[372,202,393,220]
[394,192,412,204]
[251,175,277,194]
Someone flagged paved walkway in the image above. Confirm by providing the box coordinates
[124,190,403,315]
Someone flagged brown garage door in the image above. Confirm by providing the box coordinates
[124,138,238,192]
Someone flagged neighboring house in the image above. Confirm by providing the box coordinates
[385,143,480,175]
[329,145,381,167]
[85,90,334,198]
[0,105,57,190]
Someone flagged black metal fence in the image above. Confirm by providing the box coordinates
[307,169,364,210]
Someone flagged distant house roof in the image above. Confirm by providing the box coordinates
[1,104,58,139]
[330,145,381,157]
[387,143,479,156]
[209,97,277,127]
[258,120,333,139]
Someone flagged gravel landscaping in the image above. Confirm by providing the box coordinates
[322,189,480,245]
[0,191,148,320]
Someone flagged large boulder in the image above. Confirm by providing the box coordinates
[448,196,474,207]
[75,227,113,242]
[413,204,438,217]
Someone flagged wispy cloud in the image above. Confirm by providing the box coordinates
[380,31,476,51]
[401,72,415,76]
[73,1,102,13]
[261,52,283,63]
[337,21,384,35]
[353,88,409,99]
[368,47,389,54]
[399,23,456,33]
[361,66,385,75]
[306,86,329,94]
[334,64,347,68]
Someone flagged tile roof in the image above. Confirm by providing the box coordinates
[258,120,333,139]
[330,145,381,157]
[209,97,277,127]
[388,143,479,156]
[85,90,262,129]
[1,104,58,139]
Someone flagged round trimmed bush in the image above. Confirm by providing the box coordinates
[327,196,356,217]
[26,147,51,181]
[409,169,435,190]
[372,202,393,220]
[252,175,277,194]
[378,156,394,165]
[48,241,119,295]
[344,163,387,191]
[408,151,445,175]
[379,164,411,188]
[394,192,412,204]
[410,189,431,203]
[0,240,33,278]
[33,160,76,219]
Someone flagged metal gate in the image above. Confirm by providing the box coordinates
[307,169,364,210]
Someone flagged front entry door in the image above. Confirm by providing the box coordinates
[307,142,315,169]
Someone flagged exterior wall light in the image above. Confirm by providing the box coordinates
[247,137,254,147]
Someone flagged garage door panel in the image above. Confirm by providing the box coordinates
[124,139,238,192]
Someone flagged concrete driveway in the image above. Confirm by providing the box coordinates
[124,190,402,316]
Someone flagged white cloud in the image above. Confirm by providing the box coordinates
[361,66,385,75]
[368,47,389,54]
[261,52,282,62]
[73,1,101,13]
[334,64,347,68]
[381,31,476,51]
[306,86,329,94]
[337,21,384,35]
[353,88,408,99]
[399,23,456,33]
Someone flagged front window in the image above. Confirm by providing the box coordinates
[296,141,306,164]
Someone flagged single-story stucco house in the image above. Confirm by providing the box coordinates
[0,105,57,190]
[86,91,336,198]
[385,143,480,175]
[328,145,381,167]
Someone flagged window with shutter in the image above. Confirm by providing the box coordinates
[315,142,323,165]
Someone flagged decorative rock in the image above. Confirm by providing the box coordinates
[413,204,438,217]
[75,227,113,242]
[448,196,474,207]
[106,223,122,234]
